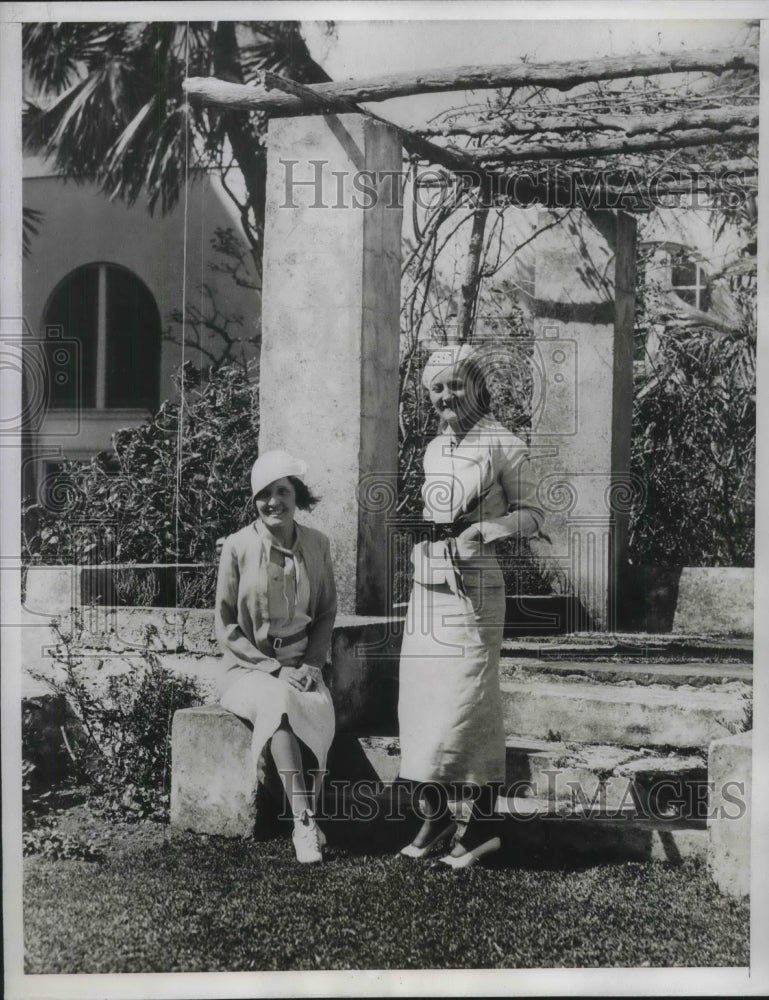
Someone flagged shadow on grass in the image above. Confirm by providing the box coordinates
[257,783,676,874]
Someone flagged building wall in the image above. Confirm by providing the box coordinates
[22,165,260,496]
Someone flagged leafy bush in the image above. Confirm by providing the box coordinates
[23,361,259,576]
[29,611,204,821]
[630,287,755,567]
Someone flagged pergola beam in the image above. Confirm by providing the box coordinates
[184,61,757,211]
[185,73,562,206]
[418,105,758,138]
[455,125,758,164]
[183,46,756,113]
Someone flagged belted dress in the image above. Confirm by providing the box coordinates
[397,415,544,786]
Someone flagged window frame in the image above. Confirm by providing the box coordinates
[42,262,161,412]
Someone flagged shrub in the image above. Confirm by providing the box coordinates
[630,289,755,567]
[29,611,204,821]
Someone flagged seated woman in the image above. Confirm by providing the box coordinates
[215,450,337,864]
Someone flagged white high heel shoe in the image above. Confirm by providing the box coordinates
[398,821,457,859]
[434,835,501,870]
[292,809,325,864]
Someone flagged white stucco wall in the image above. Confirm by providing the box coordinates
[22,162,261,477]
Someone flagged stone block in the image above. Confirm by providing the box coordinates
[170,705,257,837]
[498,800,707,863]
[622,565,755,635]
[673,568,754,636]
[708,731,752,897]
[328,615,402,734]
[23,565,81,615]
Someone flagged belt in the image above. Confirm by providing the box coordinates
[398,521,465,542]
[267,626,308,651]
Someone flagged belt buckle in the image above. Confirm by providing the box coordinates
[272,636,283,650]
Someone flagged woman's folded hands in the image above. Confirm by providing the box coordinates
[280,663,323,691]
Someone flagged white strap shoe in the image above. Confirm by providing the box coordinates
[292,810,324,864]
[434,835,501,870]
[398,821,457,859]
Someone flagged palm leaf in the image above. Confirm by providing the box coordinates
[22,205,44,258]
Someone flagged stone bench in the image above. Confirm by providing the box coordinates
[171,706,719,865]
[170,706,401,837]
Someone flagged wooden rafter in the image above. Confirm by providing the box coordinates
[186,74,565,207]
[184,46,758,212]
[184,46,756,114]
[453,125,757,164]
[418,106,758,138]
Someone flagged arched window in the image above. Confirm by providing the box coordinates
[43,263,161,410]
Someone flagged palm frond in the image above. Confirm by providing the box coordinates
[22,206,44,258]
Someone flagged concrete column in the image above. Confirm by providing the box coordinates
[708,731,752,898]
[530,210,637,631]
[259,115,403,615]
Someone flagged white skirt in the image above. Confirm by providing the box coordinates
[220,667,335,799]
[398,572,506,786]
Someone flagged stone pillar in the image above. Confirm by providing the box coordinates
[708,731,752,898]
[259,114,402,615]
[530,210,637,631]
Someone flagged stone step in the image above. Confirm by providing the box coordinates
[21,598,752,662]
[333,740,710,862]
[495,799,707,863]
[499,657,752,687]
[498,676,749,748]
[325,787,707,864]
[323,754,708,863]
[350,735,708,816]
[500,633,753,660]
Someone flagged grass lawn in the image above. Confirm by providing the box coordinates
[23,806,749,973]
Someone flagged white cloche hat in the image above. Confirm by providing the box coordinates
[250,450,308,498]
[421,342,476,389]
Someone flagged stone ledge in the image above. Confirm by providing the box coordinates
[500,633,753,659]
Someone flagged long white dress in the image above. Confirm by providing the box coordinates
[398,415,543,786]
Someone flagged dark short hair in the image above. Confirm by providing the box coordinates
[288,476,321,511]
[251,476,321,513]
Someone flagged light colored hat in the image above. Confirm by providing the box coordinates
[250,449,308,497]
[421,342,476,388]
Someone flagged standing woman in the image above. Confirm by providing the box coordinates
[397,345,545,869]
[215,450,337,864]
